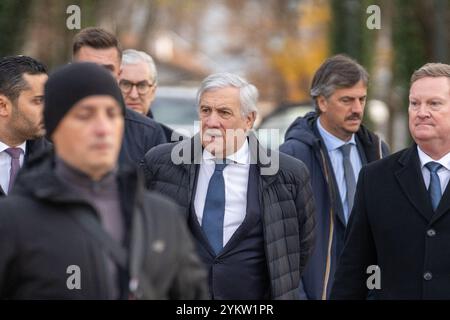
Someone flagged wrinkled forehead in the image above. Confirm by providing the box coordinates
[410,77,450,98]
[120,62,152,81]
[199,87,240,104]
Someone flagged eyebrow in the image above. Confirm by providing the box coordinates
[339,95,367,100]
[200,104,232,109]
[409,95,446,100]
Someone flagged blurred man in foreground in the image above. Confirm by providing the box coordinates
[0,63,207,299]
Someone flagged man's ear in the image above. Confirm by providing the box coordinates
[0,95,12,117]
[317,95,328,113]
[246,111,257,129]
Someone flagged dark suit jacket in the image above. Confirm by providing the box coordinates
[331,145,450,299]
[0,137,51,196]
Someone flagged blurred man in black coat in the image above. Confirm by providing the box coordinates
[0,63,207,300]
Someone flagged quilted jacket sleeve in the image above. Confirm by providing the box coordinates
[295,162,316,276]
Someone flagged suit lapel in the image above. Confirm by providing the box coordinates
[188,202,217,257]
[311,122,347,226]
[431,171,450,224]
[187,135,202,219]
[395,146,434,222]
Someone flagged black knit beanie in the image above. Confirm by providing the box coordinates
[44,62,125,139]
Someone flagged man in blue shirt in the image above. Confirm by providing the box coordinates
[280,54,389,299]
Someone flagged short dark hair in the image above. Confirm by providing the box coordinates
[0,55,47,103]
[310,54,369,113]
[72,27,122,61]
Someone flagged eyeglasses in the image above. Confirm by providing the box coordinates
[119,79,154,95]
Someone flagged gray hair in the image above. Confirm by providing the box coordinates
[411,62,450,84]
[197,72,259,117]
[121,49,158,84]
[310,54,369,113]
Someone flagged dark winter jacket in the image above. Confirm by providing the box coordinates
[140,133,316,299]
[279,111,389,300]
[0,150,207,300]
[120,108,167,166]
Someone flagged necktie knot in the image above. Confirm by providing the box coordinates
[213,160,229,172]
[5,147,22,159]
[425,161,442,174]
[339,143,353,158]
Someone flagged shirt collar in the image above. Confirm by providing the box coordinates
[0,140,27,155]
[202,139,250,165]
[316,117,356,152]
[417,145,450,171]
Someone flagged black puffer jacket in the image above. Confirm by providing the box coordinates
[140,134,316,299]
[0,150,207,299]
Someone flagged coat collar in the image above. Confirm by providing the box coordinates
[14,149,139,208]
[395,145,435,222]
[183,132,278,191]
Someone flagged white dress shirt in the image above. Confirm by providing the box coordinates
[417,146,450,193]
[194,140,250,247]
[0,140,26,194]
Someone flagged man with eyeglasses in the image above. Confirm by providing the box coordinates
[119,49,156,116]
[119,49,175,142]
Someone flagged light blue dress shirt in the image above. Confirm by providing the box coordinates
[316,118,362,223]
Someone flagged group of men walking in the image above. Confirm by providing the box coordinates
[1,26,450,300]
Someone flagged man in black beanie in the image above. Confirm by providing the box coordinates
[0,62,207,300]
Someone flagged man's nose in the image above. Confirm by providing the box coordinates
[129,85,139,98]
[416,104,431,118]
[352,99,364,114]
[94,114,113,135]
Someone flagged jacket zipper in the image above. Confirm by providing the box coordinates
[319,148,335,300]
[320,135,384,299]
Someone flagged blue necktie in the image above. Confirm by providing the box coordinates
[426,162,443,211]
[202,162,228,255]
